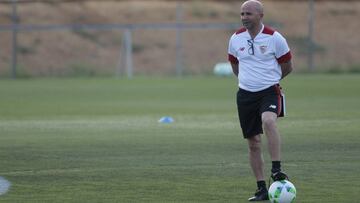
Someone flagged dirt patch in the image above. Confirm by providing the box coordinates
[1,1,359,76]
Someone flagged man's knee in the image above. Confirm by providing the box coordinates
[262,112,277,130]
[248,135,261,152]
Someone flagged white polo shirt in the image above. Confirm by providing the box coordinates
[228,24,292,92]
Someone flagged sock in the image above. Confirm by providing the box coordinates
[257,180,267,190]
[272,161,281,173]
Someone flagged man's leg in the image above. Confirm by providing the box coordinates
[262,111,288,181]
[261,112,280,161]
[247,134,265,181]
[247,135,269,201]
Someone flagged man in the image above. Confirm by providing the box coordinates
[228,0,293,201]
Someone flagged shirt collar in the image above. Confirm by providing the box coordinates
[247,24,264,40]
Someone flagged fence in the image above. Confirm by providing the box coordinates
[0,0,359,78]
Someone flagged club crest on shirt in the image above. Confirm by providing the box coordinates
[239,47,245,51]
[260,45,267,54]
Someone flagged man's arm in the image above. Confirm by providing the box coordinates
[280,60,292,79]
[230,62,239,76]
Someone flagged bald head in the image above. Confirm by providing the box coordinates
[240,0,264,33]
[241,0,264,15]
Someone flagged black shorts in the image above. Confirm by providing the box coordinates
[236,84,283,139]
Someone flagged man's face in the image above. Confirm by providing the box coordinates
[240,4,262,30]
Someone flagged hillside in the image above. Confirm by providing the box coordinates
[1,1,359,76]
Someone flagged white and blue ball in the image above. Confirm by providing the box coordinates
[268,180,296,203]
[213,62,233,76]
[0,177,11,195]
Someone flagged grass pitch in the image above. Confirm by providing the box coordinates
[0,74,359,202]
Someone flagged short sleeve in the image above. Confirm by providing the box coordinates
[228,35,239,64]
[274,32,292,63]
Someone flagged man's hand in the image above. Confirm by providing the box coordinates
[230,62,239,76]
[280,61,293,79]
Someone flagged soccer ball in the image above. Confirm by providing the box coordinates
[213,62,233,76]
[268,180,296,203]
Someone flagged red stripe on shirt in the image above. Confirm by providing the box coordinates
[235,27,246,35]
[262,26,275,35]
[228,54,239,64]
[276,51,292,64]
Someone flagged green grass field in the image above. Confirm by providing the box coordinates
[0,74,359,202]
